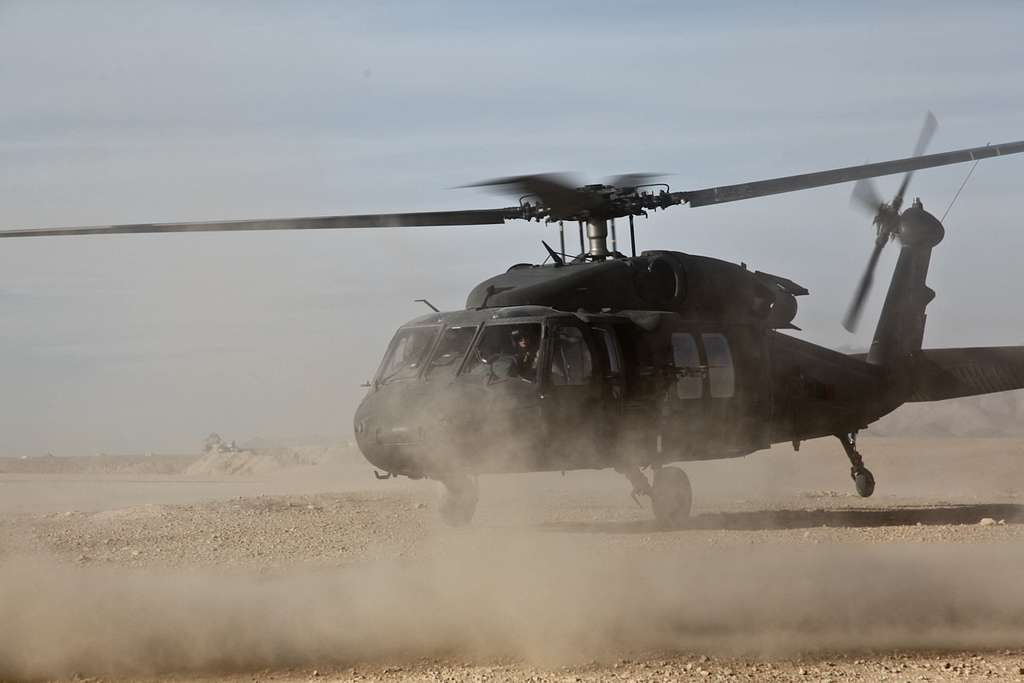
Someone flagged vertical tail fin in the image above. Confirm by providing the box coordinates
[866,200,944,365]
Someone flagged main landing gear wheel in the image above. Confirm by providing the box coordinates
[651,466,693,528]
[836,431,875,498]
[438,474,479,527]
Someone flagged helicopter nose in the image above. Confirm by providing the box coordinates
[354,391,422,476]
[354,420,398,473]
[353,395,386,468]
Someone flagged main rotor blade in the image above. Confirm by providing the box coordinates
[893,111,938,209]
[678,138,1024,208]
[605,173,666,189]
[0,208,522,239]
[464,173,590,216]
[842,236,888,333]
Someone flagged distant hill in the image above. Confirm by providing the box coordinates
[871,390,1024,437]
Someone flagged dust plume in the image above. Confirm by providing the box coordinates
[3,538,1024,680]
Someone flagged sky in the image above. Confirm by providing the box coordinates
[1,1,1023,455]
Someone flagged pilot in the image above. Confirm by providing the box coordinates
[510,327,540,381]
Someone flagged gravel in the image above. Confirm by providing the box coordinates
[3,437,1024,682]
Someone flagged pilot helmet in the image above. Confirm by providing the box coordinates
[510,327,535,345]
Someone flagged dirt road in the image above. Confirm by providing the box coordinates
[2,437,1024,682]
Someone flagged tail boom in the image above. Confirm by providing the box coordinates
[907,346,1024,402]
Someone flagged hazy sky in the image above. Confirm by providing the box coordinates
[1,2,1023,455]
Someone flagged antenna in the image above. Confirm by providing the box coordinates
[414,298,439,312]
[941,152,982,222]
[541,240,564,266]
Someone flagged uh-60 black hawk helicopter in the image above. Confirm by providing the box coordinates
[5,115,1024,526]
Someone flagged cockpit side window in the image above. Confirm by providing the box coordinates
[549,326,593,386]
[462,322,542,382]
[425,325,478,380]
[377,326,439,385]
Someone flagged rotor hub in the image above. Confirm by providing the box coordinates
[515,183,681,224]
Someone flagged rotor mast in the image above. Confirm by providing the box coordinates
[587,218,611,259]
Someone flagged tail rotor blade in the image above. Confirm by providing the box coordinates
[851,177,883,215]
[893,111,938,208]
[911,111,939,158]
[842,236,887,333]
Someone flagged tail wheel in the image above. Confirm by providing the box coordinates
[651,466,692,528]
[852,467,876,498]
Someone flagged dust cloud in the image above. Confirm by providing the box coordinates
[3,537,1024,680]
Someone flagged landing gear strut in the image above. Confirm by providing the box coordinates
[618,464,693,528]
[438,473,478,526]
[836,432,875,497]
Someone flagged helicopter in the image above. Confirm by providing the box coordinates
[4,115,1024,526]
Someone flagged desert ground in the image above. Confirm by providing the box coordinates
[3,436,1024,682]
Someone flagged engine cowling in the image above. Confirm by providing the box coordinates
[753,270,806,328]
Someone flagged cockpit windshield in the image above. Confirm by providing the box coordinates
[425,325,478,380]
[377,326,439,384]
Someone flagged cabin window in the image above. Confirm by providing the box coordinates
[550,326,593,386]
[671,333,703,399]
[702,333,736,398]
[377,326,439,385]
[425,325,478,380]
[462,322,542,382]
[593,327,622,375]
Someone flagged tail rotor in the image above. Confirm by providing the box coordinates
[842,112,938,333]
